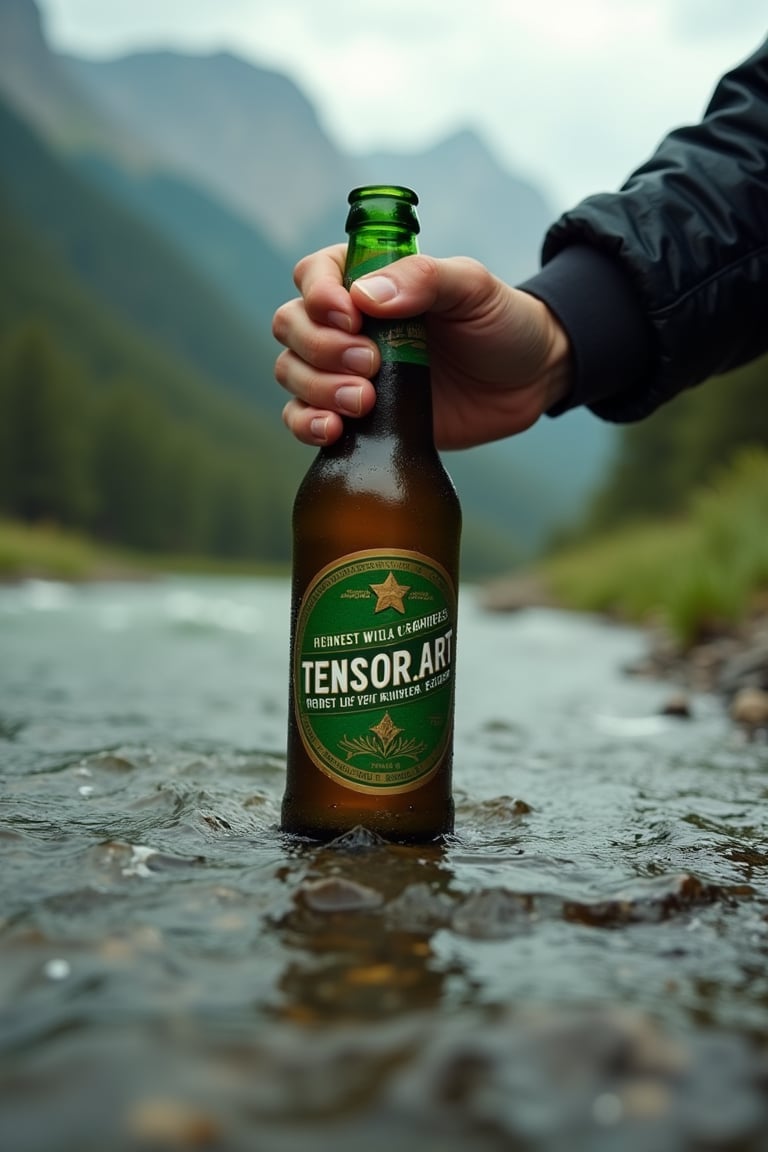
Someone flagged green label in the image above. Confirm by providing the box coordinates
[346,254,429,366]
[365,317,429,366]
[293,549,457,794]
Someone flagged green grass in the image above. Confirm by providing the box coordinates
[0,518,287,583]
[0,518,126,581]
[541,448,768,646]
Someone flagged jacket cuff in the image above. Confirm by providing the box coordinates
[518,245,654,419]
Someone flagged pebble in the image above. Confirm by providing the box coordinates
[127,1098,220,1148]
[660,693,693,719]
[730,687,768,729]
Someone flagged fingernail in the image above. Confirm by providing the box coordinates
[335,385,363,416]
[328,310,352,332]
[341,346,374,374]
[310,416,329,442]
[355,275,398,303]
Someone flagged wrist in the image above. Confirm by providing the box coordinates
[538,301,573,412]
[519,245,653,418]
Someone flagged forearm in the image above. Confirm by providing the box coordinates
[521,38,768,423]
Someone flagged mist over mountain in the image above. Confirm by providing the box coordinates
[65,49,554,287]
[0,0,617,566]
[66,47,353,252]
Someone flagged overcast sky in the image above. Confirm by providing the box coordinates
[40,0,767,212]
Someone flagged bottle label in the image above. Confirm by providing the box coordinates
[293,549,457,794]
[346,254,429,367]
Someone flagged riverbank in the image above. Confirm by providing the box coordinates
[0,518,286,583]
[0,518,144,582]
[483,578,768,735]
[483,448,768,732]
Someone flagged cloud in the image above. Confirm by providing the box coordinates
[669,0,767,42]
[41,0,768,211]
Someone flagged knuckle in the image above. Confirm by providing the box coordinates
[303,371,327,410]
[302,328,331,369]
[410,254,440,283]
[292,254,311,289]
[273,349,290,388]
[281,399,296,429]
[272,299,296,344]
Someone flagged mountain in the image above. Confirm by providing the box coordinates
[304,128,553,285]
[0,0,147,162]
[65,50,552,285]
[65,47,353,251]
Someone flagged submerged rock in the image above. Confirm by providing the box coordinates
[296,877,383,913]
[325,826,390,851]
[451,888,533,940]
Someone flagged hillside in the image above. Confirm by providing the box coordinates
[0,115,303,558]
[74,154,292,334]
[0,96,283,410]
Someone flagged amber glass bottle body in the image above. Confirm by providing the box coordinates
[282,187,461,842]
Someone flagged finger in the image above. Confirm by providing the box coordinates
[275,349,377,416]
[292,243,361,331]
[272,298,378,377]
[282,398,345,447]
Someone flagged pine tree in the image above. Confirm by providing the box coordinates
[0,323,94,525]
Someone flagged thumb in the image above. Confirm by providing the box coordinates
[349,254,444,317]
[350,254,499,320]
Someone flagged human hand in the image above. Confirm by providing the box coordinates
[273,245,572,450]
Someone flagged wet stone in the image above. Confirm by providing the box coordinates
[563,873,724,929]
[719,644,768,697]
[325,825,391,851]
[451,888,533,940]
[659,693,692,719]
[730,687,768,730]
[386,882,456,933]
[296,877,384,913]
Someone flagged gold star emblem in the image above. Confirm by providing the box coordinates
[370,713,403,753]
[370,571,410,614]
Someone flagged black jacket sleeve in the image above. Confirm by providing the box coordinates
[519,38,768,422]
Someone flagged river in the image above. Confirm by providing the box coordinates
[1,575,767,1151]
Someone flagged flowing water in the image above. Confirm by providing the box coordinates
[1,576,767,1151]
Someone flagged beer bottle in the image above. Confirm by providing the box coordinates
[282,185,461,842]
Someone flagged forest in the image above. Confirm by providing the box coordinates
[0,92,302,564]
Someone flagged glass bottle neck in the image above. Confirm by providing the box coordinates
[338,188,433,453]
[344,225,418,286]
